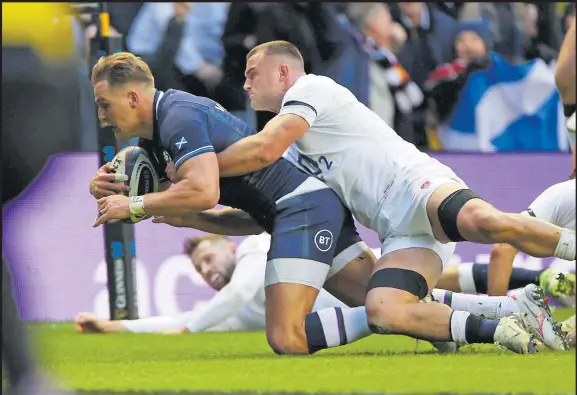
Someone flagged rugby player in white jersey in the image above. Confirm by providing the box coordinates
[214,40,574,352]
[76,233,348,334]
[431,179,576,349]
[75,225,560,352]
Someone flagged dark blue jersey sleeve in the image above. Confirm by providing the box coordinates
[159,104,216,170]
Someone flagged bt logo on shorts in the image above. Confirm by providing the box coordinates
[314,229,333,252]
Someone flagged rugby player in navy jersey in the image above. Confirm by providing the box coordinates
[88,52,377,355]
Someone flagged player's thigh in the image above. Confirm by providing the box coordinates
[324,213,377,307]
[426,181,510,243]
[365,236,455,322]
[265,188,346,338]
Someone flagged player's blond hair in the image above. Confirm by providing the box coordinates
[91,52,154,87]
[184,234,230,257]
[246,40,304,66]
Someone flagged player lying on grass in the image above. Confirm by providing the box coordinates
[76,233,348,334]
[76,228,569,352]
[213,40,573,352]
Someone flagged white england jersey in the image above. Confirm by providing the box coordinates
[280,74,458,237]
[524,180,576,231]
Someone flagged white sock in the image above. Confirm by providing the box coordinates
[305,307,372,352]
[457,262,477,293]
[555,228,576,261]
[449,310,470,346]
[432,290,519,319]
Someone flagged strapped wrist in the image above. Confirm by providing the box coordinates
[129,196,146,221]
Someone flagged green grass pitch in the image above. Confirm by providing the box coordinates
[32,308,575,395]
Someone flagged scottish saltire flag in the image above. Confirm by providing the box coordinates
[437,52,569,152]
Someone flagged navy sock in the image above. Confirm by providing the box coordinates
[472,263,541,294]
[304,311,328,354]
[464,314,499,344]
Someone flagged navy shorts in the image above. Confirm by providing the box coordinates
[265,187,364,289]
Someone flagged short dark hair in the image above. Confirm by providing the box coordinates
[246,40,304,66]
[183,234,229,256]
[91,52,154,87]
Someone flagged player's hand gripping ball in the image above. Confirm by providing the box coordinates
[94,146,160,226]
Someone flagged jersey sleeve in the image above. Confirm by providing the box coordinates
[278,77,325,127]
[159,105,215,170]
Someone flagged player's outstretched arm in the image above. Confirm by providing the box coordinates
[217,114,310,177]
[487,243,519,296]
[153,207,264,236]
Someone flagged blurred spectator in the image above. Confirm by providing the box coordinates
[322,6,371,106]
[348,3,407,54]
[524,3,559,63]
[252,2,343,129]
[215,3,265,126]
[425,19,493,129]
[127,2,229,98]
[431,2,466,19]
[347,3,422,129]
[458,3,526,64]
[107,2,144,49]
[563,3,576,35]
[394,2,458,149]
[529,3,563,52]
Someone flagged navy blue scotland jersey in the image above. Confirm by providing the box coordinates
[138,89,362,275]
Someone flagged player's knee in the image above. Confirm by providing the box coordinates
[266,325,309,355]
[366,299,412,335]
[365,268,428,335]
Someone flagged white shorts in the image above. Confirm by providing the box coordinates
[377,174,467,269]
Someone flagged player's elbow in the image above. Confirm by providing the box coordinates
[256,139,282,166]
[182,179,220,211]
[197,184,220,210]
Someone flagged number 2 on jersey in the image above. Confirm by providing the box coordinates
[297,153,333,179]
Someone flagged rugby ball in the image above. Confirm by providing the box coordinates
[111,146,160,223]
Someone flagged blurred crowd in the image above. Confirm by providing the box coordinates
[72,2,576,151]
